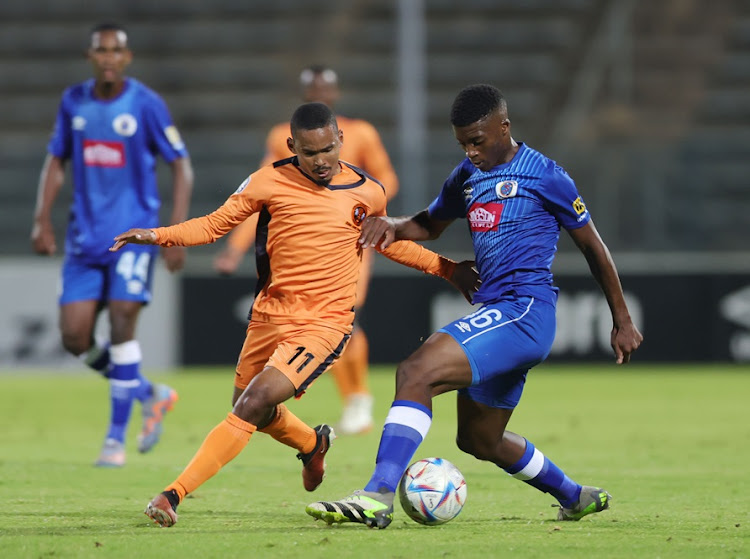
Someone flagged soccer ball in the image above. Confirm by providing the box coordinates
[398,457,467,525]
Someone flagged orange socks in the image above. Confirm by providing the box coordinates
[259,403,316,454]
[331,327,369,398]
[167,413,256,501]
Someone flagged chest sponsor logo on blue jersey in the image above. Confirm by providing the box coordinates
[112,113,138,137]
[496,180,518,199]
[83,140,125,167]
[467,202,503,232]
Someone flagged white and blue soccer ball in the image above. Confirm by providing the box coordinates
[398,457,467,525]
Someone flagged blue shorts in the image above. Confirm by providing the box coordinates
[59,245,158,305]
[439,296,556,409]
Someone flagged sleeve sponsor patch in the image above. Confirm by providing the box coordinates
[234,176,251,194]
[165,125,185,151]
[572,196,587,215]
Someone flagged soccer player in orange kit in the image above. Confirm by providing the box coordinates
[111,102,478,527]
[213,66,398,435]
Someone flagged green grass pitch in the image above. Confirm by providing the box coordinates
[1,363,748,558]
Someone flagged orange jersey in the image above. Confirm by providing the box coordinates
[227,116,399,254]
[153,158,453,332]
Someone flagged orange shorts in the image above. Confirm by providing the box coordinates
[234,320,351,397]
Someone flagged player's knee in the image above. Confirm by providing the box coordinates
[61,331,91,357]
[455,432,491,461]
[232,386,280,426]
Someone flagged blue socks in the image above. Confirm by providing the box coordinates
[364,400,432,493]
[504,439,582,508]
[106,341,151,443]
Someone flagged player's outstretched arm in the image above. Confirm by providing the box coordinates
[110,229,157,252]
[568,221,643,364]
[359,210,452,250]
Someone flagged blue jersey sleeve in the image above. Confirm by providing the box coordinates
[428,159,473,220]
[47,95,72,159]
[539,164,590,230]
[141,92,188,163]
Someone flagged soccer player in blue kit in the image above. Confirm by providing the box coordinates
[307,84,643,528]
[31,23,194,467]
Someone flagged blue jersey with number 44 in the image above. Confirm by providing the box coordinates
[48,77,188,262]
[428,143,590,306]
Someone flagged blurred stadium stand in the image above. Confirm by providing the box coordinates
[2,0,748,265]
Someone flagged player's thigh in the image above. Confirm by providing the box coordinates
[236,321,350,397]
[398,332,473,395]
[441,297,556,409]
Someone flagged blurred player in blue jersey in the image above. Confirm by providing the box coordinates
[307,84,643,527]
[31,23,194,467]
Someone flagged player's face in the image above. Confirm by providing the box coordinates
[453,110,511,172]
[88,30,132,84]
[289,124,343,185]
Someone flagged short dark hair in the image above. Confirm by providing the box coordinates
[290,102,338,135]
[450,84,507,127]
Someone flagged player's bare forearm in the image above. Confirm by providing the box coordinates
[31,155,66,255]
[359,210,449,250]
[568,221,643,363]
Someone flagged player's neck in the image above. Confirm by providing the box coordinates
[93,79,126,100]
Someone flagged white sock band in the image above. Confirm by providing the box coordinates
[512,448,545,481]
[384,405,432,439]
[110,340,142,365]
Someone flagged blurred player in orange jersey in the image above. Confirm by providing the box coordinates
[111,102,479,527]
[213,65,399,435]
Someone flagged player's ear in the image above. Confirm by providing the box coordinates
[338,129,344,145]
[286,137,296,154]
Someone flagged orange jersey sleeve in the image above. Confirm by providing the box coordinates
[152,174,262,247]
[378,241,456,281]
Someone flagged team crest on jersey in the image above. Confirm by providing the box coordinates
[234,176,251,194]
[352,205,367,226]
[112,113,138,136]
[572,196,587,215]
[72,116,86,130]
[496,180,518,199]
[165,125,185,150]
[467,202,503,231]
[463,186,473,201]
